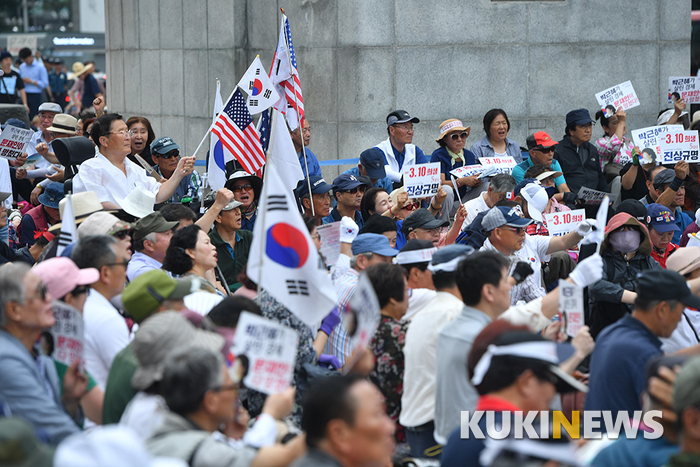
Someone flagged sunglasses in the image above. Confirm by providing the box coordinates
[342,186,366,195]
[157,150,180,159]
[113,230,131,240]
[500,226,525,235]
[231,184,253,193]
[403,202,420,211]
[449,132,469,141]
[534,147,555,154]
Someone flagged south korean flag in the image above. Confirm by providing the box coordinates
[237,56,281,116]
[247,164,338,328]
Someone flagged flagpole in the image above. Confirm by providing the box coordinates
[191,83,240,160]
[280,8,314,217]
[256,166,271,295]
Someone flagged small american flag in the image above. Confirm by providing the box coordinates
[211,89,266,174]
[283,16,304,125]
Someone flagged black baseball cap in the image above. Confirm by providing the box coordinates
[401,208,448,236]
[636,269,700,309]
[386,110,420,128]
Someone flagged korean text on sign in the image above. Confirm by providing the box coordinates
[231,312,298,394]
[595,81,640,117]
[577,187,617,206]
[543,209,586,237]
[631,125,683,159]
[403,162,441,198]
[50,302,84,370]
[478,156,517,175]
[559,279,584,337]
[316,221,341,266]
[450,164,482,179]
[0,125,33,161]
[669,76,700,104]
[658,129,700,164]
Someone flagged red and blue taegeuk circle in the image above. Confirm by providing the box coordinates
[251,79,263,96]
[266,223,309,268]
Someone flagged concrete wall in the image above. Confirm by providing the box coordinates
[105,0,691,181]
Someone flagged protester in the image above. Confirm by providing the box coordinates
[73,113,195,209]
[647,203,680,268]
[225,170,262,232]
[595,107,634,182]
[375,110,428,184]
[102,270,193,425]
[18,48,48,117]
[400,208,448,248]
[342,147,394,193]
[512,131,568,191]
[295,175,332,223]
[662,247,700,353]
[126,116,156,166]
[76,212,133,261]
[209,197,253,292]
[640,165,672,205]
[150,136,202,204]
[0,262,85,444]
[159,202,198,230]
[441,326,587,466]
[19,181,63,246]
[586,269,700,417]
[163,224,228,295]
[646,168,694,244]
[360,187,393,221]
[147,347,304,466]
[470,108,523,163]
[293,374,395,467]
[620,148,659,202]
[461,173,517,227]
[395,240,437,320]
[17,102,61,204]
[588,212,662,338]
[400,244,473,460]
[324,173,367,228]
[554,108,608,197]
[290,117,321,177]
[669,355,700,465]
[0,50,28,110]
[126,212,177,281]
[358,213,398,248]
[523,165,574,212]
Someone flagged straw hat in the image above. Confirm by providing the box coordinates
[68,62,91,80]
[436,119,471,143]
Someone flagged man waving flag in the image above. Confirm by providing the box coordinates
[269,12,304,130]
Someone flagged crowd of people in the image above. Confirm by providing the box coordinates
[5,45,700,466]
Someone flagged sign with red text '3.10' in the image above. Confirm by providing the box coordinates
[543,209,586,237]
[403,162,441,198]
[658,129,700,164]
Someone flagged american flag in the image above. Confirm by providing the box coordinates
[211,89,266,174]
[257,108,271,153]
[270,14,305,129]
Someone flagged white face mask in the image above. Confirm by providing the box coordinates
[609,230,641,253]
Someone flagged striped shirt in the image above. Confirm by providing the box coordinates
[324,268,359,365]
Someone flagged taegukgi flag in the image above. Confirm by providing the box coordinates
[237,56,280,116]
[247,164,337,328]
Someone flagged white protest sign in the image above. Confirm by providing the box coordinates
[595,81,640,117]
[658,129,700,164]
[450,164,482,179]
[577,187,616,206]
[0,125,33,161]
[478,156,517,175]
[631,125,683,159]
[402,162,441,198]
[543,209,586,237]
[50,302,84,370]
[669,77,700,104]
[7,35,37,56]
[231,312,298,394]
[559,280,584,337]
[342,273,380,362]
[316,221,341,266]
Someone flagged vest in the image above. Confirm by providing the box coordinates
[27,205,49,232]
[376,138,417,182]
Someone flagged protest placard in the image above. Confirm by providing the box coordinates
[450,164,482,179]
[231,312,298,394]
[317,221,341,266]
[631,125,683,159]
[595,81,640,117]
[341,273,381,374]
[0,125,33,161]
[658,129,700,164]
[478,156,517,175]
[669,77,700,104]
[577,187,617,206]
[50,302,84,370]
[543,209,586,237]
[559,280,584,337]
[403,162,441,198]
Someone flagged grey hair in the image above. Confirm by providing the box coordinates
[0,263,31,327]
[489,173,517,194]
[350,252,374,269]
[71,235,118,270]
[133,231,157,253]
[161,347,225,416]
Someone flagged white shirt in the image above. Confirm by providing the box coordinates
[403,288,437,322]
[126,252,163,282]
[73,152,159,207]
[461,192,490,229]
[662,308,700,353]
[400,292,463,428]
[83,289,130,389]
[26,130,53,171]
[0,159,11,208]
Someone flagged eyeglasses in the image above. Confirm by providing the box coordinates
[500,226,525,235]
[310,233,321,241]
[112,230,131,240]
[231,184,253,193]
[341,186,366,195]
[394,124,414,132]
[534,147,555,154]
[105,259,129,269]
[106,129,133,138]
[449,132,469,141]
[157,150,179,160]
[212,383,239,393]
[71,285,90,296]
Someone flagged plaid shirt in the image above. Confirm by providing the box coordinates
[324,268,359,366]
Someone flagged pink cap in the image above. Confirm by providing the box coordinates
[32,257,100,300]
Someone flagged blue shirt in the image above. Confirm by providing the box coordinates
[48,70,66,95]
[18,61,48,93]
[470,135,523,163]
[322,207,364,229]
[298,148,322,178]
[154,166,202,203]
[81,74,101,108]
[512,158,567,186]
[240,209,257,232]
[385,143,428,171]
[430,146,477,200]
[592,433,678,467]
[341,166,393,193]
[395,220,407,250]
[585,315,663,418]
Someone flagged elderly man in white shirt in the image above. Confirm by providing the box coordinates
[73,113,195,210]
